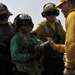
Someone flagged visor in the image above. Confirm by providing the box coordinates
[55,0,67,8]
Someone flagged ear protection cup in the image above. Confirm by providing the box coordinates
[55,9,60,16]
[13,14,22,28]
[41,11,47,17]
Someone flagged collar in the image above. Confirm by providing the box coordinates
[66,8,75,17]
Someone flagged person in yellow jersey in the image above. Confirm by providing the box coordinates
[33,2,66,75]
[47,0,75,75]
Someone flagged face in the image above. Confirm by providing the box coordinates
[0,11,9,24]
[60,1,69,18]
[46,10,56,22]
[46,15,56,22]
[21,25,32,33]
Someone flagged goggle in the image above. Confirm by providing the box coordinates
[0,13,8,20]
[22,19,34,28]
[46,10,57,16]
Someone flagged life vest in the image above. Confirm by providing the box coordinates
[39,20,64,58]
[40,20,62,43]
[0,23,14,60]
[14,32,44,75]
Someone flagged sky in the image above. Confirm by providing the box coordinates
[0,0,66,30]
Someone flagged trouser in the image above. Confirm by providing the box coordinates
[0,59,13,75]
[42,57,64,75]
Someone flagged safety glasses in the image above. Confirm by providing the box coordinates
[0,13,8,20]
[46,10,57,16]
[22,19,34,28]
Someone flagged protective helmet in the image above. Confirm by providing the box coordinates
[13,13,34,29]
[0,3,12,16]
[41,3,59,17]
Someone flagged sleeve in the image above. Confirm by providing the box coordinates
[33,36,45,51]
[64,12,75,69]
[53,44,66,53]
[34,24,43,39]
[11,35,31,63]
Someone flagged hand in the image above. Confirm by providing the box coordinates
[63,68,73,75]
[46,37,55,47]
